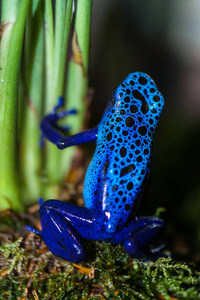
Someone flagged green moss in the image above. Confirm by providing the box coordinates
[0,211,200,300]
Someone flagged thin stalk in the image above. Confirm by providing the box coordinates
[0,0,30,211]
[60,0,92,187]
[65,0,92,133]
[44,0,54,111]
[52,0,74,181]
[75,0,91,71]
[19,0,44,204]
[44,0,74,195]
[0,0,92,209]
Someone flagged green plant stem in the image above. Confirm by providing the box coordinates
[65,0,92,134]
[75,0,91,71]
[0,0,30,211]
[44,0,74,193]
[19,0,44,204]
[57,0,92,184]
[0,0,92,208]
[44,0,54,111]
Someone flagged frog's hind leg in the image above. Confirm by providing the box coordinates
[122,217,165,259]
[40,215,87,263]
[39,200,90,262]
[38,200,101,263]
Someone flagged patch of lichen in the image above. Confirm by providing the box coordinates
[0,210,200,300]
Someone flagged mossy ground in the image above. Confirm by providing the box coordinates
[0,206,200,300]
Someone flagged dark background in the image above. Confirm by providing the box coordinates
[89,0,200,260]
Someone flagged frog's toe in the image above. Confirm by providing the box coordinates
[123,237,146,258]
[26,225,41,236]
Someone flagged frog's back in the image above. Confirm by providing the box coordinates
[83,72,164,234]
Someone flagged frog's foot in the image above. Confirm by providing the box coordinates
[122,217,165,259]
[40,97,77,144]
[48,97,77,121]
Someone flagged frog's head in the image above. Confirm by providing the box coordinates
[113,72,165,134]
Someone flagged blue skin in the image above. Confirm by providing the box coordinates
[27,72,165,263]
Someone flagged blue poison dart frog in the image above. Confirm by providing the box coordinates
[27,72,165,263]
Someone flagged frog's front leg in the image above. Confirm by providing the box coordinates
[110,216,165,259]
[41,97,98,148]
[125,217,165,258]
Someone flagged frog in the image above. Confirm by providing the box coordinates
[27,72,165,263]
